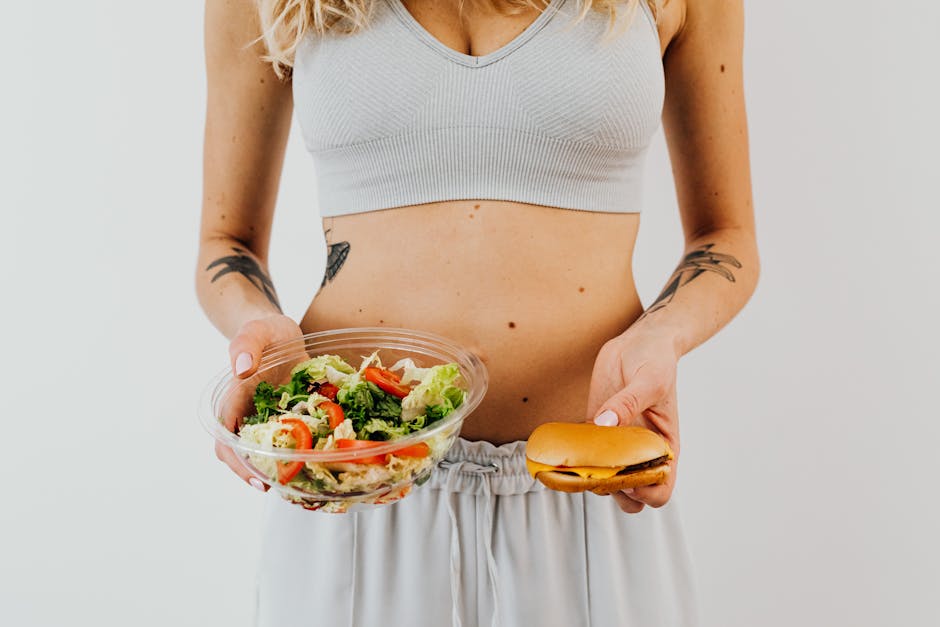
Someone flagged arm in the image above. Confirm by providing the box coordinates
[197,0,298,345]
[631,0,759,355]
[587,0,758,513]
[196,0,301,488]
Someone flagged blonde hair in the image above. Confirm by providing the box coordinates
[251,0,663,80]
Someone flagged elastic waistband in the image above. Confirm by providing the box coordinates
[426,437,544,496]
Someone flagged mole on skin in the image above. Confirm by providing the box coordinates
[720,64,725,72]
[522,397,528,403]
[508,321,516,329]
[578,286,585,293]
[473,204,480,210]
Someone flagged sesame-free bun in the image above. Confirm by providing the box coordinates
[525,422,674,494]
[535,465,671,495]
[526,422,673,468]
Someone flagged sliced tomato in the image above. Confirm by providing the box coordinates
[321,401,345,430]
[277,461,304,485]
[389,442,430,459]
[280,418,313,448]
[318,382,339,401]
[276,418,313,484]
[334,438,389,465]
[363,367,412,398]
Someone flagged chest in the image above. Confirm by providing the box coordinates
[292,0,664,152]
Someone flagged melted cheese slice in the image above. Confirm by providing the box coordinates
[526,459,626,479]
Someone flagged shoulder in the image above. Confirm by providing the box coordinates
[654,0,744,55]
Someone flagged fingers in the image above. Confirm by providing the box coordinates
[219,315,306,493]
[228,315,307,379]
[613,458,677,511]
[591,375,666,427]
[215,441,267,492]
[220,375,258,431]
[612,481,673,513]
[628,479,673,508]
[612,490,645,514]
[228,319,274,380]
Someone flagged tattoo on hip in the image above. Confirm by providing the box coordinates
[322,228,350,288]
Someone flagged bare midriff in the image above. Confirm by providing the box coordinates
[300,200,643,444]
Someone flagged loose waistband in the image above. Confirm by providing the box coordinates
[425,437,543,496]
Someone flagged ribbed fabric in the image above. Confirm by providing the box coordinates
[292,0,664,216]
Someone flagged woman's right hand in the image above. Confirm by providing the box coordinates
[215,314,306,491]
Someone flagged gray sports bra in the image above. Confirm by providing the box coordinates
[292,0,664,216]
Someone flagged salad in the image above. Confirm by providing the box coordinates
[236,350,467,512]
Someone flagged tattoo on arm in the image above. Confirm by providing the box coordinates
[206,247,282,312]
[321,228,350,288]
[640,243,742,319]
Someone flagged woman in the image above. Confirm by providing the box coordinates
[197,0,758,625]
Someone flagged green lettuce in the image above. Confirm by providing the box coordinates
[245,381,280,424]
[337,380,404,431]
[289,354,356,384]
[401,364,466,422]
[358,418,418,441]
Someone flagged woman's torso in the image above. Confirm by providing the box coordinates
[301,203,642,443]
[295,0,670,444]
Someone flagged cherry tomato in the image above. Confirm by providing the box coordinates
[276,417,313,484]
[321,401,345,430]
[363,367,412,398]
[318,383,339,401]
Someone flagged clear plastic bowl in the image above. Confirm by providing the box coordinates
[199,327,488,513]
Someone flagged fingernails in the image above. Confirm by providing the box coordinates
[622,488,634,495]
[248,477,266,492]
[594,409,619,427]
[235,352,253,376]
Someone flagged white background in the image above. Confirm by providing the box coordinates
[2,1,938,626]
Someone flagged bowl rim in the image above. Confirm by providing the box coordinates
[198,326,488,462]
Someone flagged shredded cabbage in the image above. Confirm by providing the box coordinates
[401,363,466,422]
[389,357,432,386]
[289,354,355,383]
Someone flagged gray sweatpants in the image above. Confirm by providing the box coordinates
[255,438,699,627]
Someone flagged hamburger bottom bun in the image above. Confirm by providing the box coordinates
[534,463,671,495]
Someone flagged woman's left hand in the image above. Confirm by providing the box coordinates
[586,329,681,514]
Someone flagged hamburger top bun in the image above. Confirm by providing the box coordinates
[525,422,673,468]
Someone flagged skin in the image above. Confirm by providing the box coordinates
[197,0,759,515]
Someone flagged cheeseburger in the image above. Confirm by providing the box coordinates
[525,422,674,494]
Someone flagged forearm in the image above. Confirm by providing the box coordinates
[627,226,760,357]
[195,235,285,340]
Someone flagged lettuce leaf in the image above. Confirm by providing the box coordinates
[358,418,417,441]
[401,364,466,422]
[336,380,403,431]
[389,357,432,386]
[289,354,356,383]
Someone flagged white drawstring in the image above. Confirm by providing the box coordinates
[444,464,465,627]
[480,467,500,627]
[440,459,501,627]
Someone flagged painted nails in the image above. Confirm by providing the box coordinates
[594,409,619,427]
[235,352,253,376]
